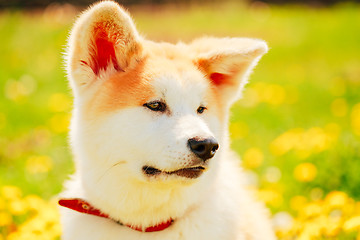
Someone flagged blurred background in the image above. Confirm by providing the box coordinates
[0,0,359,239]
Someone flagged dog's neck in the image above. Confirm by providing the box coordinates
[70,164,218,229]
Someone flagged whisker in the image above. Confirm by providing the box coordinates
[97,161,127,183]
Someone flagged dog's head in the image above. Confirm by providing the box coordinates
[67,1,267,189]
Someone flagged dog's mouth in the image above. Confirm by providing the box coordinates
[142,166,206,179]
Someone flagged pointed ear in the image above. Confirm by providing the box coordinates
[66,1,142,90]
[193,37,268,105]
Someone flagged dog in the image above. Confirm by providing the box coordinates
[59,1,276,239]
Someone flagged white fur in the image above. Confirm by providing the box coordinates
[60,1,276,239]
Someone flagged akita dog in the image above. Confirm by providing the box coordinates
[59,1,276,239]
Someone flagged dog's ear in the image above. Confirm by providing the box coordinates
[193,37,268,106]
[66,1,142,90]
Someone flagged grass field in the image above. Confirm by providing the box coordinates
[0,2,360,239]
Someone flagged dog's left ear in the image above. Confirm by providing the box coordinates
[193,37,268,106]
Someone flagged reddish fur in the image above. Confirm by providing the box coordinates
[85,59,155,116]
[209,73,230,86]
[90,24,122,75]
[196,59,233,87]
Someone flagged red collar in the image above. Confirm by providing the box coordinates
[58,198,173,232]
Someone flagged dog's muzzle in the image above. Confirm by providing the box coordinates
[143,137,219,179]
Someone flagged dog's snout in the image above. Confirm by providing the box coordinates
[188,138,219,161]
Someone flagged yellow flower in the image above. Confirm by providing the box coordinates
[242,147,264,169]
[294,163,317,182]
[1,185,22,200]
[48,113,71,133]
[0,186,61,240]
[270,128,303,156]
[24,195,45,211]
[299,220,322,239]
[9,199,28,215]
[324,123,341,139]
[343,215,360,232]
[229,122,249,139]
[257,189,283,207]
[0,211,12,226]
[351,103,360,136]
[325,191,348,208]
[324,217,342,237]
[296,127,331,155]
[270,126,338,158]
[263,84,286,105]
[8,196,61,240]
[302,202,323,218]
[0,198,5,210]
[48,93,72,112]
[290,195,308,211]
[26,155,53,174]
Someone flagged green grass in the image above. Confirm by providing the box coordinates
[0,2,360,238]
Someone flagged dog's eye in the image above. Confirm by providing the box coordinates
[197,106,207,114]
[144,101,167,112]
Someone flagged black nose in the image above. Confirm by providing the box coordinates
[188,138,219,161]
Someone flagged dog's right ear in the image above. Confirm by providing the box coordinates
[192,37,268,107]
[66,1,142,91]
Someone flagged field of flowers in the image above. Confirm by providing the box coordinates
[0,2,359,239]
